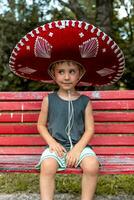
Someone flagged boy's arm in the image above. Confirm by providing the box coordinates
[37,96,66,157]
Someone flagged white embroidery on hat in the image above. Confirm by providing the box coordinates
[114,47,120,53]
[119,66,124,69]
[102,33,107,41]
[118,57,124,62]
[34,36,52,58]
[35,28,40,34]
[12,50,18,56]
[41,25,46,31]
[17,64,22,67]
[18,40,24,46]
[96,68,115,77]
[118,69,123,73]
[102,48,106,53]
[65,20,69,26]
[71,20,76,27]
[79,37,99,58]
[55,21,59,27]
[15,45,20,51]
[48,22,53,29]
[119,61,125,66]
[55,21,65,29]
[112,65,117,68]
[29,31,34,37]
[79,32,84,38]
[18,67,37,74]
[84,22,89,30]
[49,32,53,37]
[96,29,101,36]
[10,55,16,61]
[78,21,83,28]
[23,35,29,41]
[26,46,30,50]
[111,42,116,49]
[113,77,120,82]
[107,37,112,45]
[9,61,15,65]
[9,64,14,68]
[91,25,96,33]
[61,20,66,27]
[117,52,122,58]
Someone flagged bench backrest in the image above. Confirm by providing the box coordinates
[0,90,134,173]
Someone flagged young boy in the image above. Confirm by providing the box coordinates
[9,20,125,200]
[36,60,99,200]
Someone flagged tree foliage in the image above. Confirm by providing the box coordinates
[0,0,133,91]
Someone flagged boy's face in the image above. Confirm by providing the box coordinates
[53,62,81,91]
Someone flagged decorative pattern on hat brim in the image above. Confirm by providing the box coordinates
[9,20,125,86]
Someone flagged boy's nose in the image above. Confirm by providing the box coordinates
[64,73,70,80]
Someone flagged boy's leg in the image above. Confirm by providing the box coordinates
[80,156,99,200]
[40,158,59,200]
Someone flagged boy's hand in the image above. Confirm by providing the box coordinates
[66,147,81,168]
[49,141,67,157]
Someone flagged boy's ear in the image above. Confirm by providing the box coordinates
[48,68,56,81]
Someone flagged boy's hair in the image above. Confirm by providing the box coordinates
[48,60,85,81]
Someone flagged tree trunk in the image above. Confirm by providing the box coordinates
[58,0,87,21]
[96,0,113,36]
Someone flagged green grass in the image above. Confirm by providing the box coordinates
[0,173,134,195]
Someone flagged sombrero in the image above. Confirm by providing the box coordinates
[9,20,125,86]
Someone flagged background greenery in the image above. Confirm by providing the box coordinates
[0,0,134,91]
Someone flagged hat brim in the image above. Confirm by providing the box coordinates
[9,20,125,86]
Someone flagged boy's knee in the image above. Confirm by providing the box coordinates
[40,159,58,176]
[81,156,99,176]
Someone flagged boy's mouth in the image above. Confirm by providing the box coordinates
[62,82,72,85]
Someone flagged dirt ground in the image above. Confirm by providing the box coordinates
[0,193,134,200]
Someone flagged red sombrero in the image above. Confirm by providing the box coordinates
[9,20,125,86]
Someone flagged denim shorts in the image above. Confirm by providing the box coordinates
[35,146,98,171]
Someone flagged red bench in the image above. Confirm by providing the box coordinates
[0,90,134,174]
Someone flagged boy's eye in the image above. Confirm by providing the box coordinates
[58,70,64,74]
[69,69,76,74]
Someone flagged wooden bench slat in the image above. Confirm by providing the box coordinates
[0,113,38,122]
[95,123,134,133]
[1,165,134,174]
[0,91,134,100]
[0,102,41,111]
[0,155,133,165]
[94,112,134,122]
[0,136,134,146]
[0,147,44,155]
[92,100,134,110]
[92,136,134,145]
[0,124,37,134]
[0,124,134,134]
[0,147,134,155]
[89,90,134,100]
[0,100,134,111]
[0,155,134,174]
[0,112,134,122]
[0,92,47,100]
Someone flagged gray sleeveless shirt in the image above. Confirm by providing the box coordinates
[47,92,90,149]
